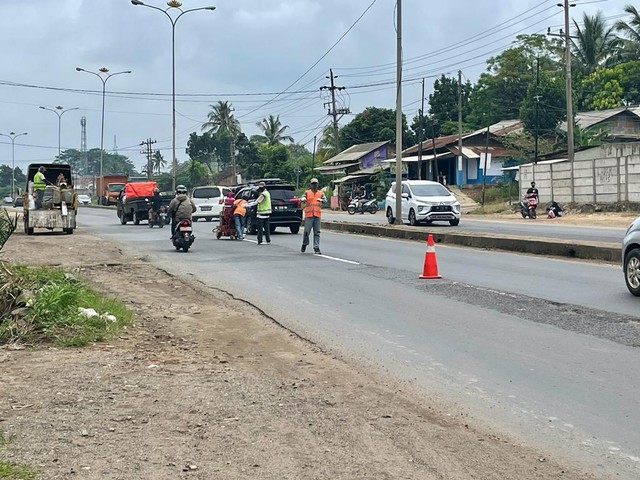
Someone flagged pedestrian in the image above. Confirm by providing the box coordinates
[33,166,47,209]
[254,181,271,245]
[301,178,326,255]
[232,196,248,240]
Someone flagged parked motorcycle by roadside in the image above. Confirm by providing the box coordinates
[519,193,538,219]
[171,219,195,252]
[347,193,378,215]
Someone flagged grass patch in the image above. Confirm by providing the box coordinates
[470,202,515,215]
[0,460,37,480]
[0,264,133,346]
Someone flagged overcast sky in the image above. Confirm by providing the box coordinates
[0,0,631,173]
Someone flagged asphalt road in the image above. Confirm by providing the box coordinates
[322,210,629,244]
[76,208,640,479]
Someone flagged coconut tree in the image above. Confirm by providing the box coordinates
[202,101,241,171]
[571,11,619,75]
[615,5,640,60]
[255,114,294,145]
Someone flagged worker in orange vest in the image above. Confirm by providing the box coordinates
[232,196,248,240]
[300,178,327,254]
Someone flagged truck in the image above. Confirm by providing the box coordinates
[22,163,76,235]
[117,181,171,225]
[96,175,128,206]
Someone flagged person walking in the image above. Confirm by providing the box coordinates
[301,178,326,254]
[232,196,248,240]
[255,182,271,245]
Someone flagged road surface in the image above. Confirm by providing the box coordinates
[76,207,640,479]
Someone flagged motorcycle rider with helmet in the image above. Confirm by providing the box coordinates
[167,184,196,238]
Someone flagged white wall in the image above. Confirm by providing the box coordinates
[519,143,640,204]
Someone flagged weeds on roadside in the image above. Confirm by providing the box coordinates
[0,264,132,346]
[0,431,37,480]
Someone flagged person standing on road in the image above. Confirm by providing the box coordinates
[301,178,326,255]
[232,196,248,240]
[254,182,271,245]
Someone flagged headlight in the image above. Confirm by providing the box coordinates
[418,206,426,212]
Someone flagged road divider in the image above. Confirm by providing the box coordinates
[322,220,622,263]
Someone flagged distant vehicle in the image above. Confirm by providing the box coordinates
[77,194,92,205]
[13,196,23,208]
[191,185,233,221]
[236,179,302,234]
[385,180,461,226]
[96,175,128,206]
[117,181,161,225]
[3,196,13,205]
[622,216,640,296]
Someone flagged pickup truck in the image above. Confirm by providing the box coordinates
[117,182,171,225]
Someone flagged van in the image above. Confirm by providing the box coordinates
[191,185,232,221]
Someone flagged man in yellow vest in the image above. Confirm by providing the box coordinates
[33,166,47,209]
[301,178,326,254]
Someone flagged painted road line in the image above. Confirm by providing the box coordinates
[317,254,360,265]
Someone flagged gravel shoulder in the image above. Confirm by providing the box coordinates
[0,230,601,480]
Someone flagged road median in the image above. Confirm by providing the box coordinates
[322,220,622,263]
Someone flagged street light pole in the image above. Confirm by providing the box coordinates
[39,106,79,156]
[131,0,216,191]
[75,67,131,186]
[0,131,27,199]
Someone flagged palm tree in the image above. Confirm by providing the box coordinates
[255,114,294,145]
[152,151,167,174]
[615,5,640,60]
[571,11,619,75]
[202,101,241,137]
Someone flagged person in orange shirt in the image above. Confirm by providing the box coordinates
[300,178,326,254]
[232,195,248,240]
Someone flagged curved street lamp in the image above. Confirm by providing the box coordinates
[0,131,28,199]
[39,105,79,156]
[75,67,131,182]
[131,0,216,190]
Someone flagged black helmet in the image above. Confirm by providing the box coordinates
[176,184,187,194]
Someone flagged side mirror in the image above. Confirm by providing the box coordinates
[401,193,410,200]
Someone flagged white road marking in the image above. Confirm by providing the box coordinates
[317,254,360,265]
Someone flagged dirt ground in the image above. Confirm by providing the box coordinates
[0,230,602,480]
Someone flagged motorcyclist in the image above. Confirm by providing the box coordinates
[149,187,163,224]
[167,185,196,237]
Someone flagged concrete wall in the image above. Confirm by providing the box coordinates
[519,143,640,204]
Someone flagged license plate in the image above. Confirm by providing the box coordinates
[431,215,451,220]
[179,227,192,232]
[201,206,212,211]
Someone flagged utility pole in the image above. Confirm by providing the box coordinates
[457,70,463,187]
[549,1,576,202]
[140,138,157,179]
[430,121,438,182]
[534,57,540,164]
[417,78,425,180]
[481,124,490,206]
[321,69,350,154]
[394,0,403,225]
[311,135,317,172]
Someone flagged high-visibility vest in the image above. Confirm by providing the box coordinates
[257,190,271,215]
[304,189,323,218]
[34,171,46,191]
[233,198,247,217]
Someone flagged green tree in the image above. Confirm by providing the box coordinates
[152,151,166,174]
[202,101,241,138]
[55,149,137,176]
[340,107,414,150]
[186,131,217,168]
[256,143,291,181]
[418,74,472,137]
[520,72,566,136]
[615,5,640,60]
[317,125,339,160]
[235,133,261,180]
[571,11,619,76]
[579,61,640,109]
[255,114,294,145]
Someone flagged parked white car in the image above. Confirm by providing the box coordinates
[623,215,640,296]
[385,180,461,226]
[191,185,232,221]
[77,194,92,205]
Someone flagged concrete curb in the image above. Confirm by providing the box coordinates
[322,220,622,263]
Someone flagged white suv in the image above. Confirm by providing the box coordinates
[191,185,232,221]
[385,180,461,226]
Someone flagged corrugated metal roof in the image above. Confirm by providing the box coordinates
[558,107,640,131]
[313,162,359,173]
[323,141,390,165]
[384,152,452,163]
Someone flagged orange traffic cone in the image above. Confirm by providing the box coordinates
[419,234,441,279]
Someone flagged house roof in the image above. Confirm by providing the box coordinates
[322,141,390,165]
[558,107,640,131]
[313,162,360,173]
[403,119,523,156]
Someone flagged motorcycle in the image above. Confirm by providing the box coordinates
[172,218,195,252]
[519,193,538,219]
[347,193,378,215]
[148,205,168,229]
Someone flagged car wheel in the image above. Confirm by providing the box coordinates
[119,211,127,225]
[624,248,640,296]
[386,207,395,224]
[449,218,460,226]
[63,228,74,235]
[347,205,356,215]
[408,209,418,226]
[290,225,300,234]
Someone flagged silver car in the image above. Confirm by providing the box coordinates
[622,216,640,296]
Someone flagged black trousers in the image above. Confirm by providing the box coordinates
[256,216,270,243]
